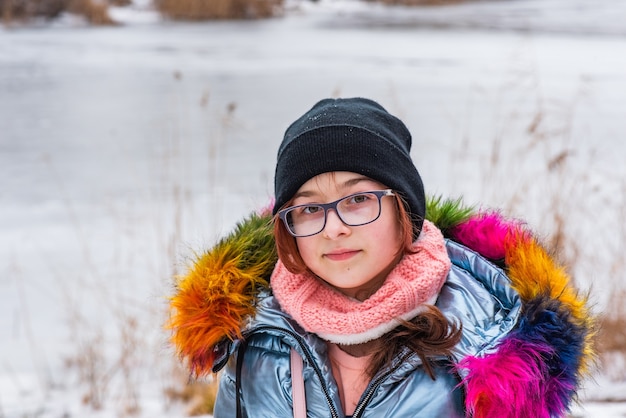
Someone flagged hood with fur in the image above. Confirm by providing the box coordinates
[167,196,595,418]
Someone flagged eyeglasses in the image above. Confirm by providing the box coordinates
[278,189,395,237]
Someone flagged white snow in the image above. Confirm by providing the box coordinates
[1,0,626,416]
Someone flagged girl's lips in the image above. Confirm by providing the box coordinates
[324,249,360,261]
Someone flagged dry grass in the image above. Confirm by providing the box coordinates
[596,288,626,380]
[67,0,115,25]
[1,0,115,25]
[64,333,109,410]
[598,316,626,353]
[164,375,220,416]
[155,0,284,20]
[373,0,465,5]
[63,313,143,414]
[2,0,65,22]
[1,0,286,25]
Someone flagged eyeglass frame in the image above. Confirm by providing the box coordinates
[277,189,395,238]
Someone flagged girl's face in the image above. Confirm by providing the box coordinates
[292,171,403,301]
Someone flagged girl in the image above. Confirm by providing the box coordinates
[168,98,595,417]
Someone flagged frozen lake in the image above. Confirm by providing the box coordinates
[1,0,626,416]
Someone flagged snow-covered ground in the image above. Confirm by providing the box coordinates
[1,0,626,416]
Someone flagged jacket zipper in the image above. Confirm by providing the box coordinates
[251,325,341,418]
[352,354,452,418]
[351,360,406,418]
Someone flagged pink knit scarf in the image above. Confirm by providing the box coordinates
[271,220,451,345]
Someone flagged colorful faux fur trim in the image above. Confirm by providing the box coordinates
[166,210,277,377]
[443,206,595,418]
[167,196,596,417]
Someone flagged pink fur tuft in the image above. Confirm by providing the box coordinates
[450,211,528,260]
[459,337,568,418]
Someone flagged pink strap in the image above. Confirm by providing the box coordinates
[290,347,307,418]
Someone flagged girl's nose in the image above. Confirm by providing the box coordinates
[322,209,351,239]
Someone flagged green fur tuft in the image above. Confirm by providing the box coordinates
[213,211,277,287]
[426,195,475,233]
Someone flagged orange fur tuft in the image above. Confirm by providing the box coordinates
[167,212,276,376]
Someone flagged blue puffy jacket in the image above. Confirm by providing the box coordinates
[213,240,519,417]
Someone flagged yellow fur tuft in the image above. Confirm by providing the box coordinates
[505,234,596,373]
[505,236,587,320]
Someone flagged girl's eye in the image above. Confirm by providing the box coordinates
[349,194,370,204]
[302,205,322,215]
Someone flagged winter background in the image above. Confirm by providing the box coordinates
[1,0,626,416]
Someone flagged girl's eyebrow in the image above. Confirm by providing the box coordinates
[292,190,315,200]
[292,176,373,200]
[341,176,371,188]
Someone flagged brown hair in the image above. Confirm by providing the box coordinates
[273,192,461,379]
[367,306,461,380]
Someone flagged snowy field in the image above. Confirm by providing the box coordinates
[1,0,626,416]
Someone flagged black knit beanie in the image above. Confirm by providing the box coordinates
[273,97,426,237]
